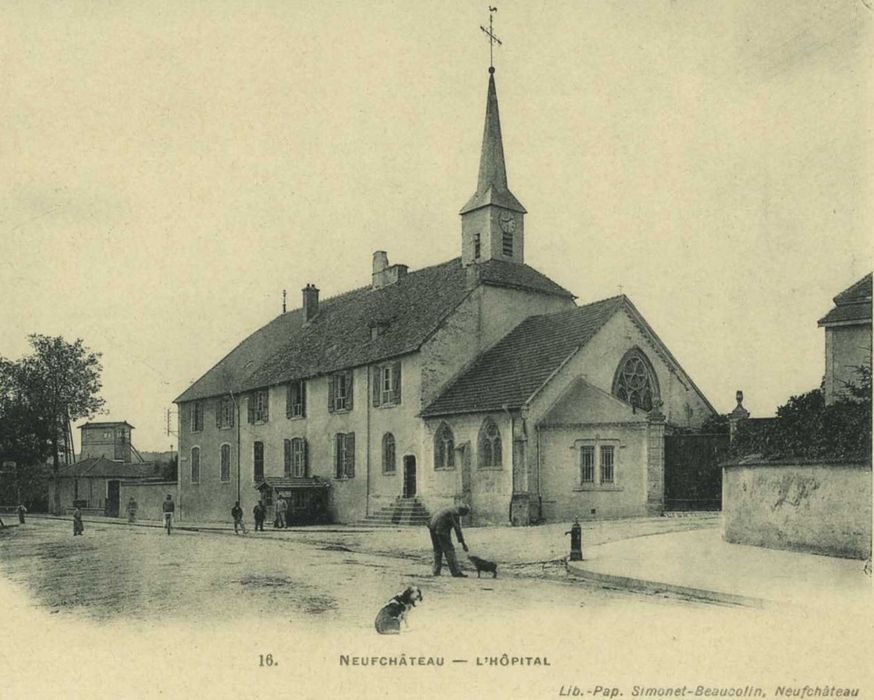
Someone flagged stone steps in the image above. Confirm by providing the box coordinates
[360,497,431,527]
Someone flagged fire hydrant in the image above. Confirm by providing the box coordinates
[565,518,582,561]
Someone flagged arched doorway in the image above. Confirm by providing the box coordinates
[402,455,417,498]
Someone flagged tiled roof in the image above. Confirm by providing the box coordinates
[422,296,625,417]
[57,457,161,479]
[818,273,872,326]
[175,257,573,403]
[79,421,134,429]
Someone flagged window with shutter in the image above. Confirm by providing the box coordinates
[329,371,353,412]
[373,362,402,407]
[220,444,231,482]
[283,439,292,476]
[286,380,305,418]
[345,433,355,478]
[253,441,264,482]
[190,447,200,483]
[291,438,306,477]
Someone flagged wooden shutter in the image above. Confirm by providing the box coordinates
[328,374,335,413]
[372,366,381,406]
[345,370,353,410]
[262,390,269,421]
[392,361,401,404]
[303,438,309,478]
[346,433,355,478]
[229,400,235,428]
[300,380,306,418]
[247,394,255,424]
[284,439,291,476]
[216,399,222,428]
[286,384,292,418]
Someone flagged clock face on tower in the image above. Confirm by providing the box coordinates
[499,212,516,234]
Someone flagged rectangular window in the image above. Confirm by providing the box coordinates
[328,370,353,413]
[190,447,200,483]
[220,444,231,482]
[334,433,355,479]
[579,446,595,484]
[216,397,235,429]
[474,233,481,259]
[283,439,292,477]
[372,362,401,407]
[191,402,204,432]
[286,380,306,418]
[600,445,615,484]
[291,438,307,477]
[502,231,513,257]
[247,389,269,424]
[253,441,264,482]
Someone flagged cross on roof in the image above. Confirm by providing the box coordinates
[480,6,502,70]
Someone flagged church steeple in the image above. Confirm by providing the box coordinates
[461,67,526,267]
[461,68,526,217]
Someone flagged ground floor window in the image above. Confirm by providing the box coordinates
[253,441,264,481]
[190,446,200,483]
[575,439,619,488]
[220,443,231,482]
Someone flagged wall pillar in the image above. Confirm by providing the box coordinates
[728,390,750,445]
[509,409,531,526]
[646,403,666,515]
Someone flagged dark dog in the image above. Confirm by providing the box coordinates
[468,555,498,578]
[374,585,423,634]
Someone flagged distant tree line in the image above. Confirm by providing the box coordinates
[0,335,104,512]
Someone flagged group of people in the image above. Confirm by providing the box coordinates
[230,495,291,535]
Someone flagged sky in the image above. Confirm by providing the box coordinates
[1,1,871,452]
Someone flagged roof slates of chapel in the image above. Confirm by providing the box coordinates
[422,295,625,417]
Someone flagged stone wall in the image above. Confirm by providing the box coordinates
[119,481,177,521]
[722,461,872,559]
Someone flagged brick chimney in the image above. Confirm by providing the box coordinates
[302,283,319,322]
[372,250,408,290]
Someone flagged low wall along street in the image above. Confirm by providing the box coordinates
[118,481,177,521]
[722,461,872,559]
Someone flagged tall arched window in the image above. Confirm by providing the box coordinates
[434,422,455,469]
[190,446,200,483]
[612,348,659,412]
[382,433,396,474]
[477,418,502,468]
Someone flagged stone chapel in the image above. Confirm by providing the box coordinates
[174,64,716,526]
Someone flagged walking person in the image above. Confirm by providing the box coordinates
[73,506,84,536]
[17,503,27,524]
[126,497,138,524]
[231,501,247,534]
[427,505,470,577]
[162,494,175,535]
[275,495,287,529]
[253,500,266,532]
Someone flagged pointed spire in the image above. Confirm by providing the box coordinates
[460,68,526,215]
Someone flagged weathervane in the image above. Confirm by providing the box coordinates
[480,6,502,70]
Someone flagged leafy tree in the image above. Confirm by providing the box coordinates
[9,336,105,514]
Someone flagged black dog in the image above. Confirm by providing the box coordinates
[374,586,423,634]
[467,555,498,578]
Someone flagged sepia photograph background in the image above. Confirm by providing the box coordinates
[1,1,871,697]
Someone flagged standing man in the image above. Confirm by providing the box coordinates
[231,501,247,534]
[126,497,138,524]
[253,500,266,532]
[162,494,175,535]
[72,506,84,536]
[275,495,287,529]
[17,503,27,524]
[427,505,470,577]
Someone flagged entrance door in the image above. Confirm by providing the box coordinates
[664,433,729,511]
[106,480,120,517]
[402,456,417,498]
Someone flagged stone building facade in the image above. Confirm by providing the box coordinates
[174,66,715,526]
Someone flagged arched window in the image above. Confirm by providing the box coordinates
[612,348,659,412]
[190,446,200,483]
[434,422,455,469]
[478,418,502,468]
[382,433,396,474]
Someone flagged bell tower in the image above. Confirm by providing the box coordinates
[460,64,526,267]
